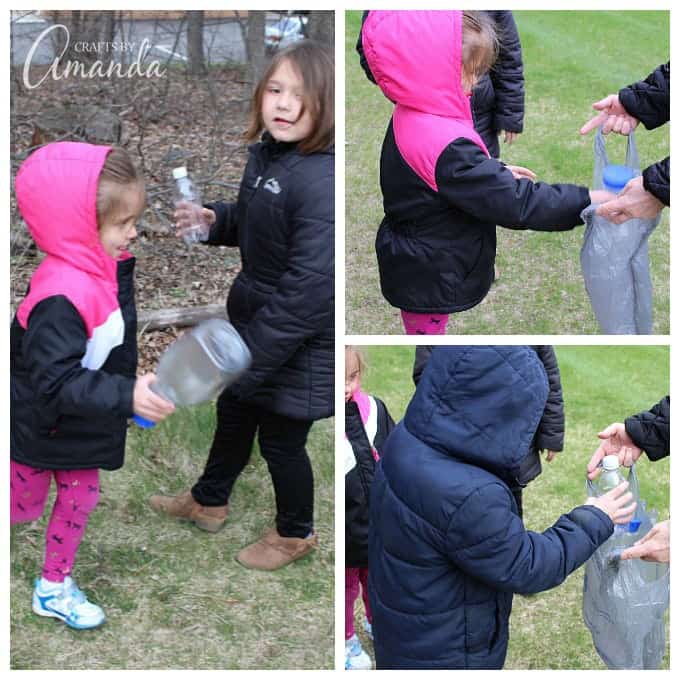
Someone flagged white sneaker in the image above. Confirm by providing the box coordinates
[32,577,106,630]
[345,634,372,670]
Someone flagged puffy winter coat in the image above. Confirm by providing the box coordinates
[361,11,591,314]
[345,392,394,567]
[10,142,137,470]
[369,346,613,669]
[356,10,525,158]
[619,62,670,206]
[206,134,334,420]
[625,395,669,461]
[470,11,524,158]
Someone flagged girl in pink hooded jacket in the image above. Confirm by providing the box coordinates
[10,142,174,629]
[361,11,612,335]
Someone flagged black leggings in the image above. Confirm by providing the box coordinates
[192,390,314,538]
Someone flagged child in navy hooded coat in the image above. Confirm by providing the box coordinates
[368,346,635,669]
[361,11,612,334]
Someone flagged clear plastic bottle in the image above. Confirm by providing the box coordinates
[595,455,626,494]
[133,319,251,428]
[173,166,210,245]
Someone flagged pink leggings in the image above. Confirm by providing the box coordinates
[400,310,449,335]
[10,461,100,583]
[346,567,371,639]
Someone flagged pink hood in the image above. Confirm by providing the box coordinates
[362,11,489,191]
[15,142,126,338]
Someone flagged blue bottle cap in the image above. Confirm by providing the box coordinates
[603,165,635,193]
[133,414,156,428]
[628,518,641,532]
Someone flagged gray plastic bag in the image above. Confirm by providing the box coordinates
[580,129,660,334]
[582,466,669,669]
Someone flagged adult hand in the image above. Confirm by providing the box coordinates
[506,164,536,181]
[174,203,215,239]
[544,450,558,463]
[579,94,640,136]
[587,422,642,480]
[133,373,176,423]
[621,519,670,563]
[595,176,665,224]
[589,189,617,205]
[501,130,519,145]
[586,480,636,525]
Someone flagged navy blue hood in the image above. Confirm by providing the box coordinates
[404,346,549,483]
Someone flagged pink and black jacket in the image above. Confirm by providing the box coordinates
[11,142,137,470]
[362,11,592,314]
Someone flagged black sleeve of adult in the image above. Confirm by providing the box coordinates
[642,157,669,206]
[204,201,238,247]
[619,62,670,130]
[23,296,136,418]
[435,139,591,231]
[625,396,670,461]
[533,346,565,452]
[374,397,396,455]
[356,11,376,84]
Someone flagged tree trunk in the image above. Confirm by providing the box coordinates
[137,304,227,331]
[245,11,267,95]
[307,11,334,48]
[187,11,206,75]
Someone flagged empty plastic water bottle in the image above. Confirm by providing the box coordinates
[134,319,251,428]
[173,166,210,245]
[594,455,640,534]
[602,165,635,194]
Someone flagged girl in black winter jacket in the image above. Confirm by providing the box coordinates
[150,41,335,572]
[361,11,612,334]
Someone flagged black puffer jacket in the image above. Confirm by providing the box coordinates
[619,62,670,206]
[345,396,394,567]
[356,10,525,159]
[205,134,334,421]
[625,396,669,461]
[470,11,524,158]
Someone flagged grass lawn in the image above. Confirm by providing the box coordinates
[353,345,669,670]
[345,10,670,334]
[10,406,334,670]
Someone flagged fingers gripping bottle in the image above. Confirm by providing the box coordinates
[173,166,210,245]
[133,319,252,428]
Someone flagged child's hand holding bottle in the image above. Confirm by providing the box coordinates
[133,373,175,423]
[585,480,637,525]
[589,189,617,205]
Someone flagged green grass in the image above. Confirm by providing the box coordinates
[345,10,670,334]
[10,406,334,669]
[354,345,669,670]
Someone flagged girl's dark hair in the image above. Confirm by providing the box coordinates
[96,147,143,228]
[461,11,499,81]
[246,40,334,154]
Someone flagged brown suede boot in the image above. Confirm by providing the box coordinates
[236,528,318,571]
[148,490,228,533]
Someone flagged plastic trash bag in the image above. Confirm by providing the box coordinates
[582,466,669,669]
[580,129,661,334]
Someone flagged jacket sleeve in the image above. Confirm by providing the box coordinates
[22,296,136,418]
[435,139,591,231]
[624,396,669,461]
[446,483,613,594]
[204,200,238,247]
[412,346,433,386]
[373,397,396,455]
[619,62,670,131]
[642,156,669,206]
[487,11,525,134]
[533,346,565,451]
[229,170,334,399]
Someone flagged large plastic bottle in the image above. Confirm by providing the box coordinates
[134,319,251,428]
[173,166,210,245]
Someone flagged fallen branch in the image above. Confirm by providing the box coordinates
[138,303,226,331]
